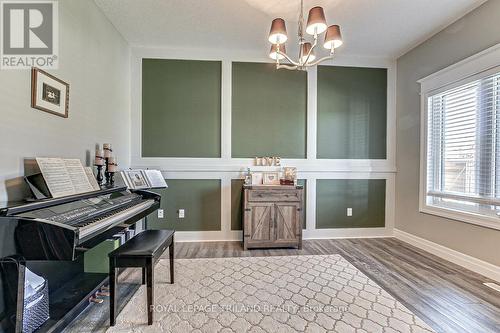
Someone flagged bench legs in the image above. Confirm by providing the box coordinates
[109,259,117,326]
[146,257,154,325]
[109,238,174,327]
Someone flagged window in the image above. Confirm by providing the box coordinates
[423,69,500,226]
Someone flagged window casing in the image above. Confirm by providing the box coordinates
[419,44,500,230]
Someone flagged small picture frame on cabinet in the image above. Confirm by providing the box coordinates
[263,172,280,185]
[251,172,263,185]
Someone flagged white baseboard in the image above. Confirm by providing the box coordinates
[174,231,242,242]
[173,228,393,242]
[394,229,500,283]
[304,227,392,239]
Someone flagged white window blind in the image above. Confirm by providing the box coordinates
[426,71,500,212]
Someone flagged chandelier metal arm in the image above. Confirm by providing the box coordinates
[277,64,299,70]
[306,54,334,67]
[277,50,301,66]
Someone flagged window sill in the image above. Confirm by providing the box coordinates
[419,204,500,231]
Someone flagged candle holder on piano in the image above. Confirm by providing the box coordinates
[104,158,111,184]
[94,147,105,186]
[96,165,104,185]
[107,157,117,185]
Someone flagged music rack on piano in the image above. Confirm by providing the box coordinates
[0,186,161,261]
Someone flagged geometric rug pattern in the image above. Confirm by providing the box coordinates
[106,255,435,332]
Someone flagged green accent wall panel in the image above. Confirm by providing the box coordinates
[148,179,221,231]
[231,179,245,230]
[84,239,120,273]
[316,179,385,228]
[231,179,307,231]
[317,66,387,159]
[142,59,221,157]
[232,62,307,158]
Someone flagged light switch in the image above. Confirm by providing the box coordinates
[347,208,352,216]
[157,209,164,218]
[178,209,185,218]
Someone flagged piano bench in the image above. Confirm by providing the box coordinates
[108,229,175,326]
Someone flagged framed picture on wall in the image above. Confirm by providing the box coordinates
[31,68,70,118]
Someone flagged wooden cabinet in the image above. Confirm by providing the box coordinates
[243,185,303,250]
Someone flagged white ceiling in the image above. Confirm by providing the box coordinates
[94,0,486,60]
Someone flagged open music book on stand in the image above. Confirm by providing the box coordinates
[25,158,101,200]
[120,169,167,190]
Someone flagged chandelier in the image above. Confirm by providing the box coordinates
[267,0,343,70]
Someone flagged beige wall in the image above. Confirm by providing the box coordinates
[0,0,130,202]
[396,0,500,266]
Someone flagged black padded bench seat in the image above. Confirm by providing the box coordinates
[108,229,175,326]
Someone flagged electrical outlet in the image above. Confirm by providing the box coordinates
[347,208,353,216]
[178,209,185,218]
[157,209,164,218]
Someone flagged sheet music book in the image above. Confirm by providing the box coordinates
[144,170,168,188]
[36,158,95,198]
[84,167,101,191]
[121,169,167,190]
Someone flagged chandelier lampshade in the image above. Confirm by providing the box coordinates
[300,42,315,63]
[269,44,286,60]
[305,6,327,35]
[268,18,288,44]
[323,25,343,49]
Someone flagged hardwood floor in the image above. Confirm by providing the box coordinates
[170,238,500,333]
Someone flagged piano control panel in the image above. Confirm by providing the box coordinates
[18,191,141,224]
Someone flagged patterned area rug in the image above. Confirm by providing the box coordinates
[106,255,434,332]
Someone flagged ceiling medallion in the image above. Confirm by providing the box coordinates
[268,0,343,70]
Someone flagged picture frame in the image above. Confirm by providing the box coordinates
[283,167,297,181]
[251,172,263,185]
[121,170,150,190]
[31,67,69,118]
[263,172,280,185]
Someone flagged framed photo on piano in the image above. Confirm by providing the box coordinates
[121,170,149,190]
[31,68,70,118]
[121,169,168,190]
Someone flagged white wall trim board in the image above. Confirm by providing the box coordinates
[159,171,395,242]
[129,46,397,174]
[306,66,318,161]
[130,46,397,240]
[394,229,500,283]
[130,46,394,67]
